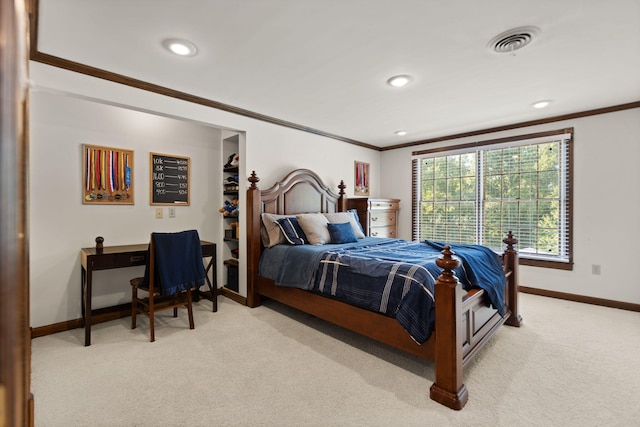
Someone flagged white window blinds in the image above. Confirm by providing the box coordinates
[412,129,573,268]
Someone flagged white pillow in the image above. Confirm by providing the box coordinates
[296,213,330,245]
[261,213,294,248]
[323,212,365,239]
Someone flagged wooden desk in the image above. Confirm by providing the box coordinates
[80,241,217,346]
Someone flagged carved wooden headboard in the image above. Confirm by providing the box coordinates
[258,169,345,215]
[245,169,347,306]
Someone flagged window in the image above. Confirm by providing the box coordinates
[412,129,573,269]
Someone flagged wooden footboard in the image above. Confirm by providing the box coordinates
[246,169,521,410]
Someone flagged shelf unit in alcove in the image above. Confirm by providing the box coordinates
[221,134,240,295]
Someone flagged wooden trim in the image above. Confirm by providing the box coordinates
[519,286,640,312]
[27,0,639,153]
[31,303,132,338]
[411,128,573,156]
[1,0,31,425]
[519,258,573,270]
[220,287,247,306]
[30,290,227,339]
[384,102,640,152]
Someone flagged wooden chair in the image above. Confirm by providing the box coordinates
[130,230,205,342]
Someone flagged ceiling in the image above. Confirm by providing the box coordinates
[35,0,640,149]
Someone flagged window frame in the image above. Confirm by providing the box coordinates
[412,128,573,270]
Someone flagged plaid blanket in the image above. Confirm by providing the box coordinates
[312,239,474,343]
[260,238,505,344]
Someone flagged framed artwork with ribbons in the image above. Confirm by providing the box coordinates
[82,144,134,204]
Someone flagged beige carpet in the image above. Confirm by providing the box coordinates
[31,293,640,426]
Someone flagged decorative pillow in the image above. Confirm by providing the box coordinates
[347,209,366,235]
[327,222,357,244]
[261,213,294,247]
[275,217,308,245]
[296,213,330,245]
[323,211,365,239]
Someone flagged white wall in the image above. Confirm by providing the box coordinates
[381,108,640,304]
[29,91,223,327]
[29,62,381,328]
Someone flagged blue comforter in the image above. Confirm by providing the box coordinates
[259,238,505,343]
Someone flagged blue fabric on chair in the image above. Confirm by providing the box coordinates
[142,230,205,296]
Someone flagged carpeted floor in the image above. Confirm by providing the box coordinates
[31,293,640,426]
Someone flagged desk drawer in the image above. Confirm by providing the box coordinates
[91,252,147,269]
[369,211,396,227]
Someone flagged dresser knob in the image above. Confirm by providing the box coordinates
[371,217,378,221]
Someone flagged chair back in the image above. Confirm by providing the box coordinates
[143,230,205,296]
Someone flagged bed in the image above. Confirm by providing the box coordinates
[246,168,522,410]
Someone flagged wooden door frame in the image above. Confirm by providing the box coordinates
[1,0,32,426]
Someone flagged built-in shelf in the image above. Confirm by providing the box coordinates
[222,134,240,293]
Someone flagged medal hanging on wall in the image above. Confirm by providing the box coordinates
[100,148,108,200]
[124,153,131,199]
[84,144,133,204]
[90,147,97,200]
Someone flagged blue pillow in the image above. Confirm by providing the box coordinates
[347,209,365,235]
[275,217,308,245]
[327,222,357,244]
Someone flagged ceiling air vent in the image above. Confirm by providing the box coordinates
[488,26,540,54]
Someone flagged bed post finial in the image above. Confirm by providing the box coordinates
[503,230,518,253]
[435,246,460,283]
[248,171,260,189]
[337,180,347,212]
[430,245,468,410]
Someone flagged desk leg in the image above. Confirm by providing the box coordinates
[82,264,93,346]
[204,253,217,312]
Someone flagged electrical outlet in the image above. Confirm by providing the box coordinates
[168,207,176,218]
[155,208,163,219]
[591,264,601,275]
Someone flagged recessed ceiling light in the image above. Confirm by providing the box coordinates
[162,38,198,57]
[387,75,413,87]
[532,100,552,109]
[395,130,407,136]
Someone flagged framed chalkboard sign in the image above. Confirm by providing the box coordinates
[82,144,134,205]
[150,152,190,206]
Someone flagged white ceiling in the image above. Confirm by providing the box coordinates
[36,0,640,148]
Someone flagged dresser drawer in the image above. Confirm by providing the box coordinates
[347,197,400,238]
[369,227,397,238]
[369,211,396,227]
[370,200,399,211]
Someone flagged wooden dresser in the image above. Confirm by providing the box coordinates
[347,198,400,238]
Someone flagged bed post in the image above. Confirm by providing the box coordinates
[337,180,347,212]
[246,171,262,308]
[503,231,523,327]
[429,246,468,410]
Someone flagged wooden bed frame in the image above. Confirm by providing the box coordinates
[246,169,522,410]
